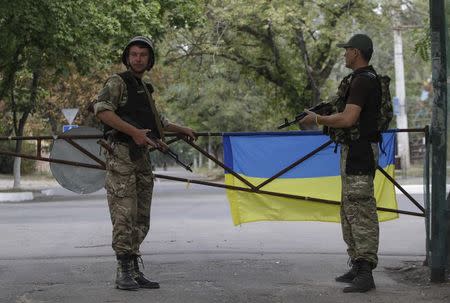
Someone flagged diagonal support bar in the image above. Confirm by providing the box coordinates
[0,150,104,170]
[182,138,257,190]
[154,174,425,217]
[377,165,425,213]
[255,140,333,190]
[64,138,106,168]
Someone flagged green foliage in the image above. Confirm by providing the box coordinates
[0,0,205,120]
[0,141,35,174]
[0,0,433,172]
[160,0,206,29]
[156,0,431,137]
[413,28,430,62]
[0,0,204,176]
[0,0,166,77]
[158,0,385,132]
[157,58,276,132]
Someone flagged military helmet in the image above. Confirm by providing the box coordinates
[121,36,155,70]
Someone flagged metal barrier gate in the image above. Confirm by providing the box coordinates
[0,126,430,258]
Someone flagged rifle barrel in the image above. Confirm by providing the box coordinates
[278,102,333,129]
[278,113,306,129]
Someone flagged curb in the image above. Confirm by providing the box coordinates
[395,184,449,195]
[0,192,34,202]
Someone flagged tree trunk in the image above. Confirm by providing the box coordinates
[47,116,58,134]
[0,46,22,101]
[12,112,29,189]
[295,29,321,107]
[13,112,27,188]
[13,157,21,188]
[12,70,40,188]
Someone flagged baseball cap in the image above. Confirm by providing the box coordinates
[336,34,373,53]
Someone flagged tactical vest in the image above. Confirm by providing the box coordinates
[103,71,163,141]
[325,69,381,144]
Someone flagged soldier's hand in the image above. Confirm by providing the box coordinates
[298,110,318,130]
[156,139,169,152]
[132,129,158,148]
[181,127,197,141]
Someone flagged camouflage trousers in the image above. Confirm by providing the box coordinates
[105,142,154,256]
[340,143,379,267]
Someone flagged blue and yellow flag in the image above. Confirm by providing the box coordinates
[223,131,398,225]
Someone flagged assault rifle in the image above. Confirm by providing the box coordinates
[146,131,193,172]
[277,102,333,129]
[121,116,193,172]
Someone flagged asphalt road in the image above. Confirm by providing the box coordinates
[0,180,448,303]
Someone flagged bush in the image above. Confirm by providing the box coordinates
[0,142,14,174]
[0,141,36,174]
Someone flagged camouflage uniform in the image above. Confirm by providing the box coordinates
[323,66,382,269]
[340,143,379,267]
[94,75,169,256]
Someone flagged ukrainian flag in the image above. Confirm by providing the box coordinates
[223,131,398,225]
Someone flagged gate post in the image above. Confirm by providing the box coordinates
[429,0,449,283]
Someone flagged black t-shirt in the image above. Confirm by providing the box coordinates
[346,66,381,141]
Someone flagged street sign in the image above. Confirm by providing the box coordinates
[62,108,79,124]
[63,125,79,132]
[50,126,105,194]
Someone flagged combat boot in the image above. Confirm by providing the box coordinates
[115,255,139,290]
[343,260,376,293]
[132,255,160,289]
[335,259,359,283]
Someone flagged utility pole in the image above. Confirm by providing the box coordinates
[429,0,449,283]
[393,2,411,171]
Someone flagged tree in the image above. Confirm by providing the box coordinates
[0,0,203,186]
[154,0,431,168]
[163,1,386,112]
[156,0,389,138]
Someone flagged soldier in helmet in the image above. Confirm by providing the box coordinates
[93,36,196,290]
[300,34,382,293]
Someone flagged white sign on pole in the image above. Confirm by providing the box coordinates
[62,108,79,125]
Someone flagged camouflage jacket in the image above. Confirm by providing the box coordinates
[93,74,169,129]
[324,73,361,143]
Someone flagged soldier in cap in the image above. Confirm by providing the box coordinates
[300,33,382,293]
[93,36,196,290]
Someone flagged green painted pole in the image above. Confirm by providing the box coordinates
[425,126,431,265]
[447,0,450,281]
[429,0,449,283]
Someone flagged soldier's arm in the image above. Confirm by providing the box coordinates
[300,104,361,128]
[94,76,157,147]
[304,76,369,128]
[313,104,361,128]
[97,111,156,147]
[164,123,197,141]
